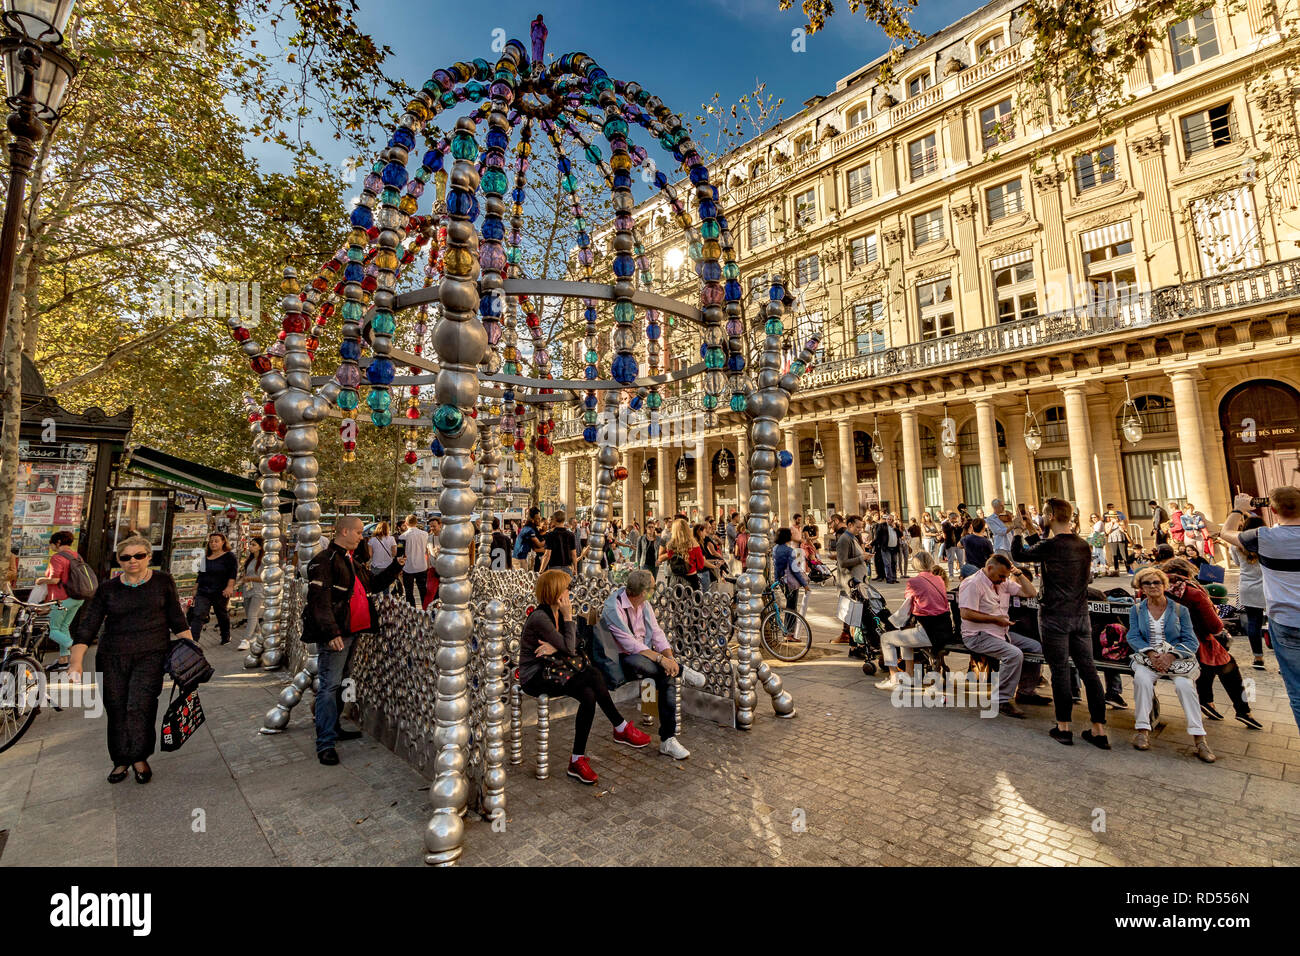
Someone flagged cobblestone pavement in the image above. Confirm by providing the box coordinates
[3,580,1298,867]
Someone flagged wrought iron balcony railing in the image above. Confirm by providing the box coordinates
[554,257,1300,441]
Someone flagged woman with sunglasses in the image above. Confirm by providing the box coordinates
[69,535,191,785]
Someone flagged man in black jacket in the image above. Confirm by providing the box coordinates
[1011,497,1108,748]
[304,515,405,765]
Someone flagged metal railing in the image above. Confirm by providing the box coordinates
[554,258,1300,441]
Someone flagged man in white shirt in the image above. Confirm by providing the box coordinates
[399,514,430,607]
[958,554,1043,718]
[1220,488,1300,733]
[985,498,1010,553]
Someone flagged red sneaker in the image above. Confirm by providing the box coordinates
[612,722,650,748]
[567,756,598,785]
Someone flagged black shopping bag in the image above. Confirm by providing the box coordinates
[160,683,205,752]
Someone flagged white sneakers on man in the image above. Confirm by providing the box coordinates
[680,666,706,689]
[659,736,690,759]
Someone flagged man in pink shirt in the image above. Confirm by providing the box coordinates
[958,553,1042,718]
[601,569,705,759]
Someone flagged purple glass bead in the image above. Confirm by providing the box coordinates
[480,244,507,271]
[336,364,361,387]
[578,249,594,266]
[406,180,424,198]
[364,173,383,192]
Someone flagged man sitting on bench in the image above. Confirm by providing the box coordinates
[958,554,1045,718]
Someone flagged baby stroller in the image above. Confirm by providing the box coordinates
[846,580,896,675]
[806,555,833,585]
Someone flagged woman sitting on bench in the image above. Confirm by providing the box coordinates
[519,570,651,785]
[1128,567,1216,763]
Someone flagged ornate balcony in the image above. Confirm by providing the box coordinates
[555,258,1300,443]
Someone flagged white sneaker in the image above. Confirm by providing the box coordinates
[875,675,899,690]
[237,641,250,651]
[659,736,690,759]
[680,666,706,689]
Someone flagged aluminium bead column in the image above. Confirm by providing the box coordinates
[475,422,500,568]
[734,277,798,729]
[259,266,341,732]
[579,396,618,579]
[479,597,508,824]
[424,115,485,866]
[245,426,282,668]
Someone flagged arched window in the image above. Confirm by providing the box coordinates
[1115,394,1175,435]
[957,418,1006,451]
[846,103,871,129]
[795,135,814,156]
[1042,405,1067,444]
[750,158,767,177]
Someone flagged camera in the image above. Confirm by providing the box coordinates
[1250,496,1269,509]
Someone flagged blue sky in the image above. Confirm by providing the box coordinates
[252,0,970,195]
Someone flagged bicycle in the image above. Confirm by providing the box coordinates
[758,580,813,662]
[0,590,62,754]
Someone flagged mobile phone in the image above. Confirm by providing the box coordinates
[395,538,406,559]
[1250,496,1269,509]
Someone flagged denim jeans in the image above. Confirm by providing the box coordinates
[880,548,896,583]
[1271,621,1300,734]
[314,635,356,753]
[619,652,677,740]
[945,545,964,578]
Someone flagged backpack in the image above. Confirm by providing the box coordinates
[669,553,691,578]
[512,528,531,560]
[735,532,749,563]
[62,552,98,600]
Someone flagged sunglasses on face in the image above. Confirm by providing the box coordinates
[119,552,149,562]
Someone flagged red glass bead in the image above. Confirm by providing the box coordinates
[319,302,334,317]
[247,412,261,423]
[261,415,279,432]
[404,450,418,464]
[276,422,287,438]
[282,314,308,333]
[343,440,356,450]
[361,275,378,292]
[366,226,379,241]
[231,326,251,342]
[263,401,275,414]
[305,336,319,351]
[406,407,420,420]
[251,356,272,374]
[514,438,525,452]
[267,454,288,473]
[614,466,629,481]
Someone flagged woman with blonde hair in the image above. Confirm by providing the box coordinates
[368,520,397,576]
[875,550,954,690]
[518,569,648,784]
[657,517,704,590]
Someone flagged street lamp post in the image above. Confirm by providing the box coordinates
[0,0,77,374]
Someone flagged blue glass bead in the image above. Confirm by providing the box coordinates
[349,206,373,228]
[468,197,479,223]
[583,426,598,443]
[584,393,598,409]
[612,254,635,277]
[611,353,638,384]
[698,199,717,219]
[389,128,415,150]
[511,188,526,203]
[370,410,392,427]
[699,261,722,282]
[769,285,785,300]
[648,422,661,439]
[340,339,361,360]
[725,280,742,299]
[646,323,661,340]
[366,359,395,385]
[447,191,473,216]
[487,128,509,149]
[584,366,597,380]
[343,262,364,283]
[613,172,632,190]
[584,308,598,322]
[480,294,503,318]
[726,354,745,372]
[630,395,644,411]
[433,404,464,434]
[689,165,710,185]
[382,162,408,188]
[654,171,668,189]
[481,217,505,240]
[778,450,793,468]
[429,437,444,457]
[557,157,571,174]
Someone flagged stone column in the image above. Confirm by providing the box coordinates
[1089,391,1125,515]
[1169,369,1215,521]
[1033,168,1067,271]
[1062,384,1100,519]
[736,431,751,515]
[1132,132,1173,244]
[657,446,673,522]
[1004,408,1034,508]
[938,446,962,512]
[878,426,901,514]
[783,426,802,523]
[559,455,576,512]
[900,408,925,521]
[824,431,843,516]
[974,398,1003,511]
[837,418,857,517]
[695,438,711,522]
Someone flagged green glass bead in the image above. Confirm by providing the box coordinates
[371,311,396,335]
[347,246,364,262]
[481,169,508,194]
[705,347,725,369]
[702,393,718,409]
[433,403,463,433]
[723,262,740,279]
[464,80,485,101]
[584,411,597,424]
[415,167,431,183]
[640,271,653,285]
[380,187,400,206]
[370,410,392,427]
[613,302,634,322]
[700,220,720,239]
[371,160,385,174]
[440,91,457,108]
[506,247,522,264]
[575,217,587,230]
[342,301,363,320]
[647,392,663,410]
[730,394,747,413]
[633,243,645,255]
[366,389,391,411]
[688,242,703,261]
[451,133,478,160]
[585,144,602,163]
[337,389,358,411]
[560,174,577,193]
[765,318,784,335]
[791,360,806,375]
[585,349,598,363]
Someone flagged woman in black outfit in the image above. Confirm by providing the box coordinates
[190,532,238,644]
[518,569,649,785]
[69,535,191,784]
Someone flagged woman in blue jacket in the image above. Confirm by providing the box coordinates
[1128,567,1215,762]
[773,527,809,612]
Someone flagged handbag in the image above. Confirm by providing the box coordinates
[165,637,214,693]
[160,682,205,752]
[885,625,931,649]
[836,594,864,627]
[888,595,915,629]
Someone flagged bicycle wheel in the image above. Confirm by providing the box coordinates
[760,607,813,662]
[0,653,44,754]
